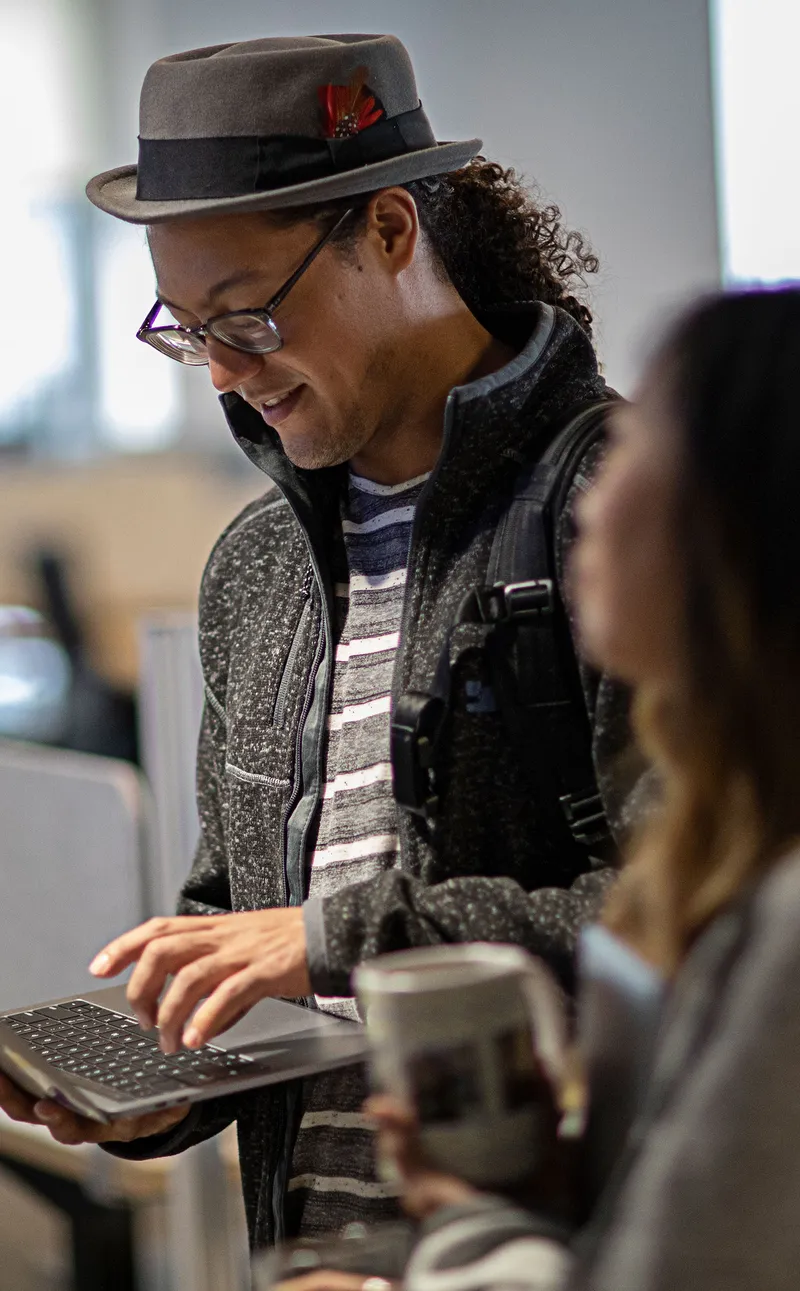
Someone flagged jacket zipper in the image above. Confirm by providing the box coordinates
[284,623,326,908]
[267,509,333,912]
[269,525,332,1239]
[272,569,313,728]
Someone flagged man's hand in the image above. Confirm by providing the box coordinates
[0,1072,189,1146]
[89,908,311,1052]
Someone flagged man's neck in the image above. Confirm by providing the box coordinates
[349,308,517,486]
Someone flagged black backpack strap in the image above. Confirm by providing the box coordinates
[486,399,610,586]
[392,398,613,847]
[484,398,612,847]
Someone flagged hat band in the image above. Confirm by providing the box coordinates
[136,105,436,201]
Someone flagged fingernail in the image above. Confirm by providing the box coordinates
[89,953,110,975]
[34,1103,58,1121]
[183,1027,200,1049]
[133,1009,152,1031]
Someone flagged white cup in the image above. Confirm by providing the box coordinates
[354,943,567,1187]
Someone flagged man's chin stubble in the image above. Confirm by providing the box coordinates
[280,421,371,472]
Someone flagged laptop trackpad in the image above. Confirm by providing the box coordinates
[212,996,362,1051]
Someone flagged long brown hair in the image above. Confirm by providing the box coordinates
[603,288,800,973]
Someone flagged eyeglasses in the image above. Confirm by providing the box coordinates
[136,207,355,365]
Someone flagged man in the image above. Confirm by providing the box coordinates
[0,35,638,1246]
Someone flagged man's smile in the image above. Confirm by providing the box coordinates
[240,382,306,426]
[258,384,305,427]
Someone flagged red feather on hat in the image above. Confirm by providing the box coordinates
[318,66,384,138]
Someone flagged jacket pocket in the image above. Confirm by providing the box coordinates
[223,713,294,911]
[225,714,294,792]
[272,593,312,728]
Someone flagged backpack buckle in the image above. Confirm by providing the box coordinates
[559,788,610,847]
[476,579,555,624]
[391,691,446,819]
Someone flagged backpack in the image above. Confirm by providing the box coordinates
[391,397,615,854]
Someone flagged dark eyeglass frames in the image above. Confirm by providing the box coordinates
[136,207,355,365]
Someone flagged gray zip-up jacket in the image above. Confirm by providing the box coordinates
[108,304,640,1247]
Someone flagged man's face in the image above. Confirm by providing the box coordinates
[147,205,407,470]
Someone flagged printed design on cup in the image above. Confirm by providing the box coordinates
[497,1025,541,1112]
[355,943,568,1187]
[408,1023,539,1126]
[408,1042,483,1125]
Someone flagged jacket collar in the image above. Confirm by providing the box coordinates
[219,301,604,523]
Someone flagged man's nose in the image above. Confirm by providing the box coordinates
[206,338,264,394]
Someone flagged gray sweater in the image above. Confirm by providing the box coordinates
[408,845,800,1291]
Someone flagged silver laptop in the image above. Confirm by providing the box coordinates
[0,985,368,1123]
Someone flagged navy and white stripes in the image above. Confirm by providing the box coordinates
[307,470,429,1006]
[287,469,428,1233]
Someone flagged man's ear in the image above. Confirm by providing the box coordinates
[364,187,420,277]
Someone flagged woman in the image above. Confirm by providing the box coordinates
[279,286,800,1291]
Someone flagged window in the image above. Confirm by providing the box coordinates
[96,222,181,451]
[0,0,180,454]
[711,0,800,284]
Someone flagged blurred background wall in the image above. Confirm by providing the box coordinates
[92,0,723,402]
[0,0,797,689]
[0,6,798,1283]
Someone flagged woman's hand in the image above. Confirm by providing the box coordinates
[273,1277,396,1291]
[268,1101,483,1291]
[366,1094,479,1219]
[367,1085,577,1222]
[0,1072,189,1145]
[89,908,311,1052]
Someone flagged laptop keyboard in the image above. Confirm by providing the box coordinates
[2,999,259,1099]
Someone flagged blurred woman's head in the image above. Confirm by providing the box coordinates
[575,287,800,971]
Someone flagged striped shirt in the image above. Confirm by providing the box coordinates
[308,468,429,1018]
[287,468,428,1235]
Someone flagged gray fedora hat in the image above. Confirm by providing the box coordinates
[86,33,482,224]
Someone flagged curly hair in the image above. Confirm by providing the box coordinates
[268,158,600,336]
